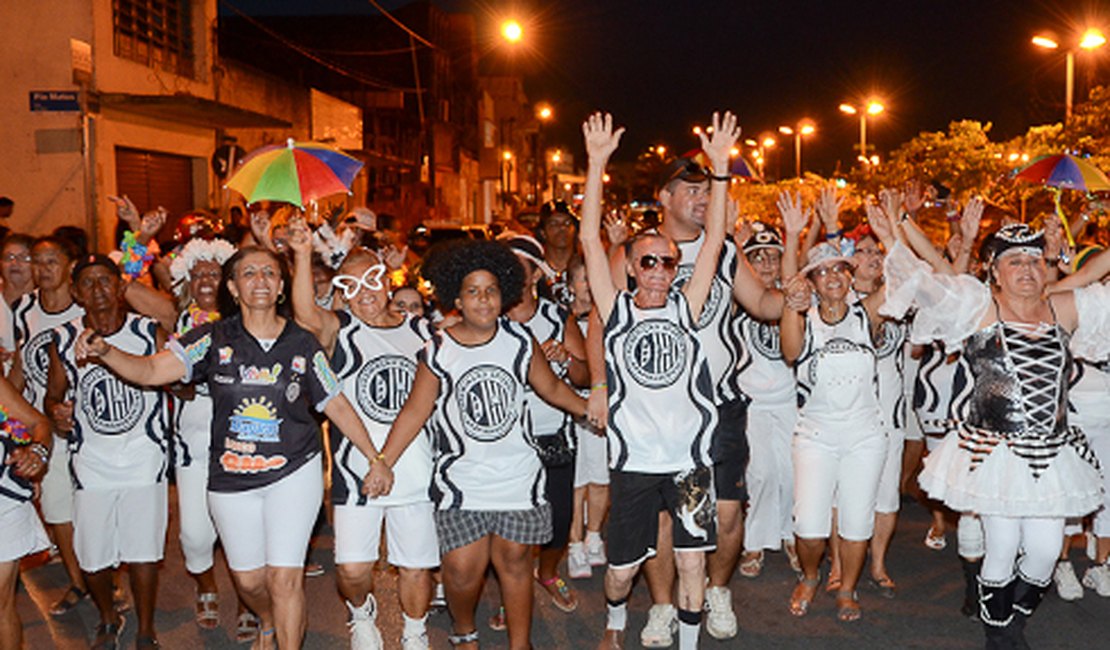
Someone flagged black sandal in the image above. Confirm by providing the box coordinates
[91,616,125,650]
[49,585,88,616]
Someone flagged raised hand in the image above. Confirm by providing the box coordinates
[866,202,897,249]
[109,195,141,230]
[1043,212,1063,258]
[698,111,741,171]
[603,211,629,247]
[138,208,167,241]
[286,216,313,257]
[815,184,843,232]
[960,197,984,245]
[783,274,812,312]
[732,217,753,250]
[878,188,905,223]
[383,245,408,270]
[777,191,811,237]
[903,180,927,215]
[582,113,625,163]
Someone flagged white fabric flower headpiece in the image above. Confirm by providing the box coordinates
[170,238,237,293]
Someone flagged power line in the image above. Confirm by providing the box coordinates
[365,0,441,51]
[220,0,423,94]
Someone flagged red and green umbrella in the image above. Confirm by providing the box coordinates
[226,139,364,207]
[1013,153,1110,246]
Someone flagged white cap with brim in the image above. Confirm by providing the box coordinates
[800,241,856,276]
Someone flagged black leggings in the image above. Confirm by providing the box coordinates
[542,462,575,550]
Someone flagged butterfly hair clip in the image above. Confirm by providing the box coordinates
[331,264,386,299]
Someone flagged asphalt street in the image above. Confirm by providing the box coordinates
[16,489,1110,649]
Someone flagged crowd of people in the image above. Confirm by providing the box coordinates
[1,110,1110,650]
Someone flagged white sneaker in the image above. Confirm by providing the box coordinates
[567,542,592,579]
[1082,563,1110,597]
[704,586,738,640]
[640,603,677,648]
[585,536,607,567]
[347,594,384,650]
[401,631,430,650]
[1054,561,1084,601]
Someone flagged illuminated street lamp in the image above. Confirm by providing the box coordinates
[535,103,554,201]
[1032,27,1107,122]
[501,20,523,43]
[778,120,817,178]
[839,99,885,165]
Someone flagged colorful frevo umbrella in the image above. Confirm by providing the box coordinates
[681,148,758,180]
[1013,153,1110,246]
[226,139,364,207]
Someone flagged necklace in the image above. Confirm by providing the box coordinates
[180,302,220,336]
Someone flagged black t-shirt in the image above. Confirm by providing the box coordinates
[170,315,340,492]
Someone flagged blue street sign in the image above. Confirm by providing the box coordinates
[30,91,80,112]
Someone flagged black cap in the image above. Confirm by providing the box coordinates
[539,200,577,222]
[659,157,708,190]
[71,254,121,283]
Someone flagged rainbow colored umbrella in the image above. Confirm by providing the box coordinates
[226,139,364,207]
[681,148,757,180]
[1012,153,1110,192]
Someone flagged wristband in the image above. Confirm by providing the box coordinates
[710,174,731,182]
[825,229,842,240]
[370,452,386,465]
[591,382,608,391]
[899,212,912,224]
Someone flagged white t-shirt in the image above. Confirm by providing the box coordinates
[674,235,741,403]
[12,291,84,410]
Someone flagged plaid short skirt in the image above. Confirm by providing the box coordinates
[434,504,553,554]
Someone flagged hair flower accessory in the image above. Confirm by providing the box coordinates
[170,238,237,293]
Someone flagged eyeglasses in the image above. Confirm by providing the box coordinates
[638,255,678,271]
[2,254,31,263]
[811,262,851,278]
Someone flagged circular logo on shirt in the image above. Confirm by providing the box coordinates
[355,355,416,423]
[746,318,782,360]
[807,338,872,386]
[22,329,55,388]
[455,364,518,441]
[874,320,905,360]
[78,365,143,435]
[674,265,725,329]
[623,319,688,388]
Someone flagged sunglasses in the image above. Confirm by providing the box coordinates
[331,264,386,299]
[638,254,678,271]
[811,262,851,278]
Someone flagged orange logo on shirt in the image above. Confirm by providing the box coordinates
[219,450,288,474]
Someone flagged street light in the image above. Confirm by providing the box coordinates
[501,20,523,43]
[534,103,554,201]
[840,99,885,165]
[778,120,817,178]
[1032,27,1107,122]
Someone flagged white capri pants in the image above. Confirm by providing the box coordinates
[980,515,1064,586]
[39,433,74,524]
[208,455,323,572]
[743,401,796,552]
[874,426,905,514]
[73,483,168,572]
[793,421,887,541]
[176,396,217,575]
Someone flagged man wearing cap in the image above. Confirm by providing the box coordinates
[536,201,579,307]
[44,255,170,649]
[608,155,785,643]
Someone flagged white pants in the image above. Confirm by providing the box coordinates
[874,426,905,514]
[208,456,323,572]
[958,513,985,560]
[177,460,218,575]
[1072,399,1110,538]
[743,402,795,552]
[574,422,609,488]
[793,421,886,541]
[980,515,1064,585]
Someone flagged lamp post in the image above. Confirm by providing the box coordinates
[778,120,817,178]
[839,100,884,166]
[1032,28,1106,122]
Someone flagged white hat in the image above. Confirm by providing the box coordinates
[800,241,856,275]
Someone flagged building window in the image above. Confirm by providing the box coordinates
[113,0,195,78]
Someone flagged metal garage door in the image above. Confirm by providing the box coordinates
[114,147,194,242]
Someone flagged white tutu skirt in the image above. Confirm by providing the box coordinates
[919,428,1104,518]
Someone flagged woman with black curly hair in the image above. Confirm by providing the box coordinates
[366,238,588,650]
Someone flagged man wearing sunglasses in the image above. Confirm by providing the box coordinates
[605,150,786,645]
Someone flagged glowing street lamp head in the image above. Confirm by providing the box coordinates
[501,20,523,43]
[692,126,702,135]
[729,146,740,157]
[866,101,885,115]
[537,105,553,121]
[1080,28,1107,50]
[656,145,666,156]
[839,103,858,115]
[1032,34,1060,49]
[744,139,758,147]
[762,137,777,148]
[502,150,513,161]
[800,123,816,136]
[779,126,794,135]
[551,150,562,164]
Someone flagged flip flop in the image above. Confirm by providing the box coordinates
[49,585,88,616]
[868,575,897,599]
[739,552,764,578]
[836,590,861,622]
[536,572,578,612]
[236,612,261,643]
[195,592,219,630]
[924,527,947,551]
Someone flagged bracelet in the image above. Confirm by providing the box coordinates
[710,174,731,182]
[1044,257,1060,264]
[370,452,386,465]
[899,212,911,224]
[825,229,842,240]
[591,382,608,391]
[29,442,50,463]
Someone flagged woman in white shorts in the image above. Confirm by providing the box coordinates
[288,221,437,650]
[0,374,51,650]
[77,246,383,650]
[781,237,892,623]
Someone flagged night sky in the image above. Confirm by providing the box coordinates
[229,0,1108,175]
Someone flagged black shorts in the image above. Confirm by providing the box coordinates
[542,462,574,550]
[607,468,717,569]
[711,398,749,502]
